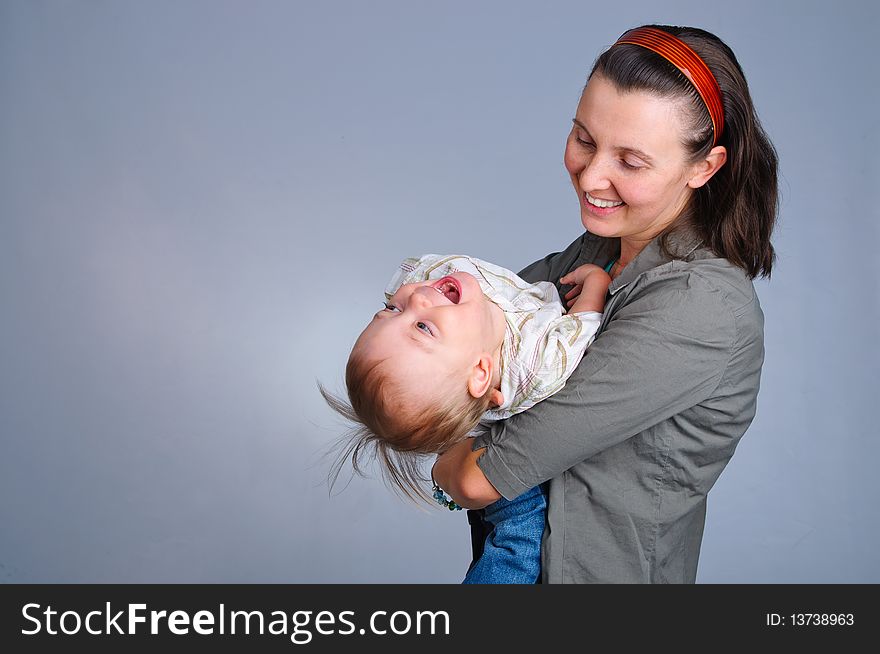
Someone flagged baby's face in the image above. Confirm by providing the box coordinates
[354,272,504,395]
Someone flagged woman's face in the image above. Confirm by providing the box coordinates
[564,73,703,246]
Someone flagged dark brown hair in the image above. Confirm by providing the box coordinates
[592,24,778,278]
[320,345,493,504]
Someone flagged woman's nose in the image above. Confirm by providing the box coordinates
[579,154,612,191]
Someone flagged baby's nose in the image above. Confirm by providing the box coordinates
[410,286,439,308]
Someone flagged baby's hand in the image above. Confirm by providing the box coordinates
[559,264,611,314]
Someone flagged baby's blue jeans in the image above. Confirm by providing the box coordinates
[462,484,546,584]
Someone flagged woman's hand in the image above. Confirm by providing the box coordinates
[432,439,501,509]
[560,264,612,314]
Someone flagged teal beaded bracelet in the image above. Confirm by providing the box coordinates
[432,483,462,511]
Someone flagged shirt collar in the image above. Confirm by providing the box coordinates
[594,228,704,295]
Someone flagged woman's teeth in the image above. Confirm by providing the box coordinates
[586,192,624,208]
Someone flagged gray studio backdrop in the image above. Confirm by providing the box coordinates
[1,0,877,583]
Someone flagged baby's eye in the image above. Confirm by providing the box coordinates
[383,302,400,312]
[416,321,433,336]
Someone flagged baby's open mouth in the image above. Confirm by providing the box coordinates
[432,276,461,304]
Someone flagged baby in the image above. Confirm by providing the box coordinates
[324,253,611,583]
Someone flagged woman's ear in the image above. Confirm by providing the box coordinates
[467,355,495,400]
[687,145,727,189]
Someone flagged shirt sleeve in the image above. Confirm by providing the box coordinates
[475,268,737,500]
[504,311,603,415]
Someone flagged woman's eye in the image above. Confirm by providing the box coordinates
[576,137,594,148]
[621,156,646,170]
[383,302,400,312]
[416,321,433,336]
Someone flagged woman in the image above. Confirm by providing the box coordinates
[433,24,778,583]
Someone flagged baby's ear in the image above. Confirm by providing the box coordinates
[467,355,495,399]
[488,388,504,408]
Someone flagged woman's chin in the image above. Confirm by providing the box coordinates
[580,211,622,238]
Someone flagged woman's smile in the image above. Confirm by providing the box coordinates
[582,191,625,216]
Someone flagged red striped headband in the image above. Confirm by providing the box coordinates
[614,27,725,145]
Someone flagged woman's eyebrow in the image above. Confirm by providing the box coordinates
[571,118,654,163]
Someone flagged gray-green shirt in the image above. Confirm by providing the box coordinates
[473,229,765,583]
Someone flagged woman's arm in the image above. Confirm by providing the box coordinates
[435,267,738,507]
[433,440,498,509]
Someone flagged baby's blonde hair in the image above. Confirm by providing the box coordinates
[321,344,493,504]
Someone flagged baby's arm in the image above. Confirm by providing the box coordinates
[559,264,611,314]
